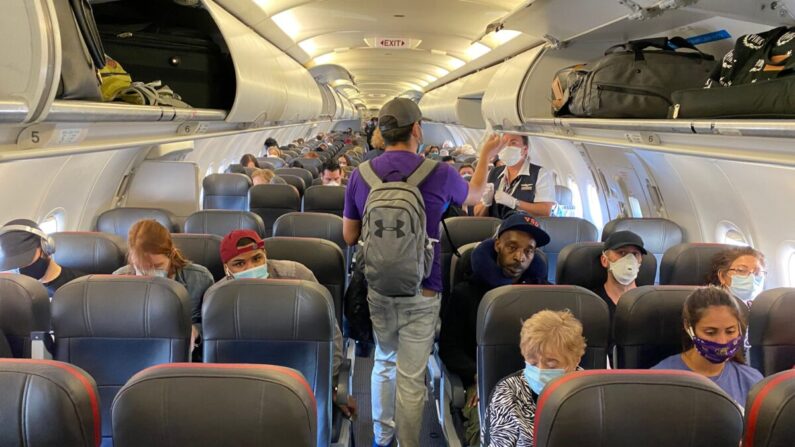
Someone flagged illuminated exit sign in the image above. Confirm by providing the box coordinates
[366,37,421,49]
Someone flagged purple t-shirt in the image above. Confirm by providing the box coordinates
[652,354,763,407]
[344,151,469,292]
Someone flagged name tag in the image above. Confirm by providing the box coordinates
[520,183,535,192]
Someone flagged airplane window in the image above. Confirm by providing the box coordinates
[205,164,215,178]
[566,177,584,218]
[628,196,643,217]
[217,161,226,174]
[717,221,749,246]
[788,251,795,286]
[39,210,62,234]
[586,184,604,230]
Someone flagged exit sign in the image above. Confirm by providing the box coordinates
[369,37,420,49]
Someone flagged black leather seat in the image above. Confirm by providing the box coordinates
[743,369,795,447]
[202,173,252,211]
[660,242,734,285]
[603,218,684,282]
[533,370,743,447]
[95,207,179,239]
[171,233,225,281]
[476,285,610,426]
[259,156,286,168]
[112,363,317,447]
[202,279,335,447]
[264,237,346,327]
[449,242,548,293]
[297,158,323,177]
[0,329,11,357]
[183,210,266,238]
[536,217,598,282]
[556,242,657,291]
[273,212,346,255]
[51,232,126,274]
[248,184,301,238]
[0,359,101,447]
[749,288,795,376]
[275,168,314,188]
[52,275,191,446]
[0,274,50,358]
[279,174,306,197]
[613,285,749,369]
[303,185,346,217]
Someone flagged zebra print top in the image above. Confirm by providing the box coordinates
[483,372,537,447]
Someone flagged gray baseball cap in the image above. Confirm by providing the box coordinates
[378,98,422,132]
[0,219,44,271]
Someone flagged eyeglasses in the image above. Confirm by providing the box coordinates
[728,267,766,278]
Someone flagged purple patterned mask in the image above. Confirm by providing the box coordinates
[688,326,742,364]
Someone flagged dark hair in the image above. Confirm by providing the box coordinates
[708,247,766,286]
[520,135,529,146]
[264,138,278,147]
[380,117,415,146]
[240,154,259,168]
[441,156,455,163]
[323,160,341,173]
[458,163,474,173]
[682,286,747,364]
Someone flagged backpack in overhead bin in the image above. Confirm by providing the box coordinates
[551,37,716,118]
[671,27,795,118]
[358,159,437,297]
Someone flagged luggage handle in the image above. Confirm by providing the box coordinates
[70,0,106,69]
[606,36,711,61]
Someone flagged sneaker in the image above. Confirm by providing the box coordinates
[372,437,395,447]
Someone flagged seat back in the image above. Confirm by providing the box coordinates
[555,185,573,208]
[264,237,346,326]
[202,279,335,447]
[536,217,598,282]
[613,285,749,369]
[297,158,322,176]
[303,185,346,217]
[0,274,50,358]
[440,217,501,300]
[95,207,179,239]
[0,329,11,357]
[749,288,795,376]
[603,218,683,262]
[183,210,266,238]
[556,242,657,291]
[112,363,316,447]
[534,370,743,447]
[171,234,225,281]
[743,370,795,447]
[51,232,127,274]
[450,242,549,293]
[279,174,306,197]
[476,285,610,423]
[275,168,313,188]
[273,212,346,254]
[52,276,191,444]
[248,184,302,238]
[202,173,252,211]
[0,359,101,447]
[660,243,734,285]
[259,156,286,168]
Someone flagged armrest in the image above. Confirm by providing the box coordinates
[30,331,53,360]
[441,361,466,409]
[334,358,352,406]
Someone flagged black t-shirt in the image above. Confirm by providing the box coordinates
[43,266,86,296]
[592,283,616,321]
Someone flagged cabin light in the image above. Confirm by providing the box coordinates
[465,42,491,60]
[447,57,466,70]
[298,39,317,55]
[271,10,301,39]
[430,49,447,56]
[313,52,335,65]
[334,47,350,53]
[416,79,429,87]
[489,29,521,45]
[434,67,450,77]
[254,0,269,8]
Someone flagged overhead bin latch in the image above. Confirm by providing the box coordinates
[620,0,699,20]
[543,34,566,50]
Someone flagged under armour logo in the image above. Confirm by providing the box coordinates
[374,219,405,238]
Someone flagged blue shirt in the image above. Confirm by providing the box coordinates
[652,354,763,407]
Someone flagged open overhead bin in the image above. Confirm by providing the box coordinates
[481,45,545,129]
[456,65,499,129]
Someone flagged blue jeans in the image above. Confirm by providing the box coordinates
[368,289,441,447]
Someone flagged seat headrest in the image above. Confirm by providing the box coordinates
[95,208,179,238]
[0,359,100,447]
[0,274,51,357]
[534,370,743,447]
[183,210,266,238]
[660,243,734,285]
[536,217,598,252]
[203,173,251,195]
[749,288,795,376]
[202,279,334,341]
[248,184,302,209]
[259,157,285,168]
[556,242,657,290]
[272,212,345,251]
[277,174,306,195]
[171,233,225,281]
[51,232,126,274]
[555,185,573,207]
[274,168,313,186]
[451,242,548,288]
[0,329,11,358]
[744,369,795,447]
[225,164,246,175]
[303,185,345,212]
[263,237,345,287]
[112,363,316,447]
[602,218,684,255]
[440,217,501,255]
[52,275,190,339]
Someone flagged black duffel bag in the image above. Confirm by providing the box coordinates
[671,27,795,119]
[553,37,716,118]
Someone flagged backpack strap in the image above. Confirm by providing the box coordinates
[406,159,438,187]
[358,160,383,188]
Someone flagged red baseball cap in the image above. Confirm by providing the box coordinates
[220,230,265,264]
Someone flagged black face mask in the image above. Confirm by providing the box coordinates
[18,255,50,280]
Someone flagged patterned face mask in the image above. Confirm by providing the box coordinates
[687,326,742,364]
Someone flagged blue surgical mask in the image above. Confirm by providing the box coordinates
[233,264,269,280]
[729,273,764,302]
[134,267,169,278]
[523,362,565,396]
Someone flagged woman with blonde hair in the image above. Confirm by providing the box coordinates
[113,219,214,348]
[485,310,587,447]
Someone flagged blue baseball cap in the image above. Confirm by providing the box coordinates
[497,213,551,248]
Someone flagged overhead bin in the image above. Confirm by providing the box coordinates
[456,66,499,129]
[481,46,545,129]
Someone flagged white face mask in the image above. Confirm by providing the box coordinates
[607,253,640,286]
[729,273,765,302]
[498,146,524,167]
[325,180,341,186]
[440,149,450,157]
[134,267,168,278]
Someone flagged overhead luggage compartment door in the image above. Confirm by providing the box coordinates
[481,45,544,129]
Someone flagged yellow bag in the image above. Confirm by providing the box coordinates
[99,56,132,102]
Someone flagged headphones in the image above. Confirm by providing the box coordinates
[0,224,56,256]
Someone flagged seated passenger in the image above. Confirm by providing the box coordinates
[441,155,455,164]
[338,154,351,168]
[0,219,86,296]
[652,286,762,407]
[240,153,260,169]
[423,145,440,159]
[113,220,214,348]
[364,128,385,161]
[321,160,344,186]
[440,213,550,444]
[708,246,766,305]
[485,310,586,447]
[458,163,475,179]
[304,151,320,160]
[266,146,282,158]
[218,229,355,416]
[264,137,278,148]
[250,168,286,186]
[593,230,646,321]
